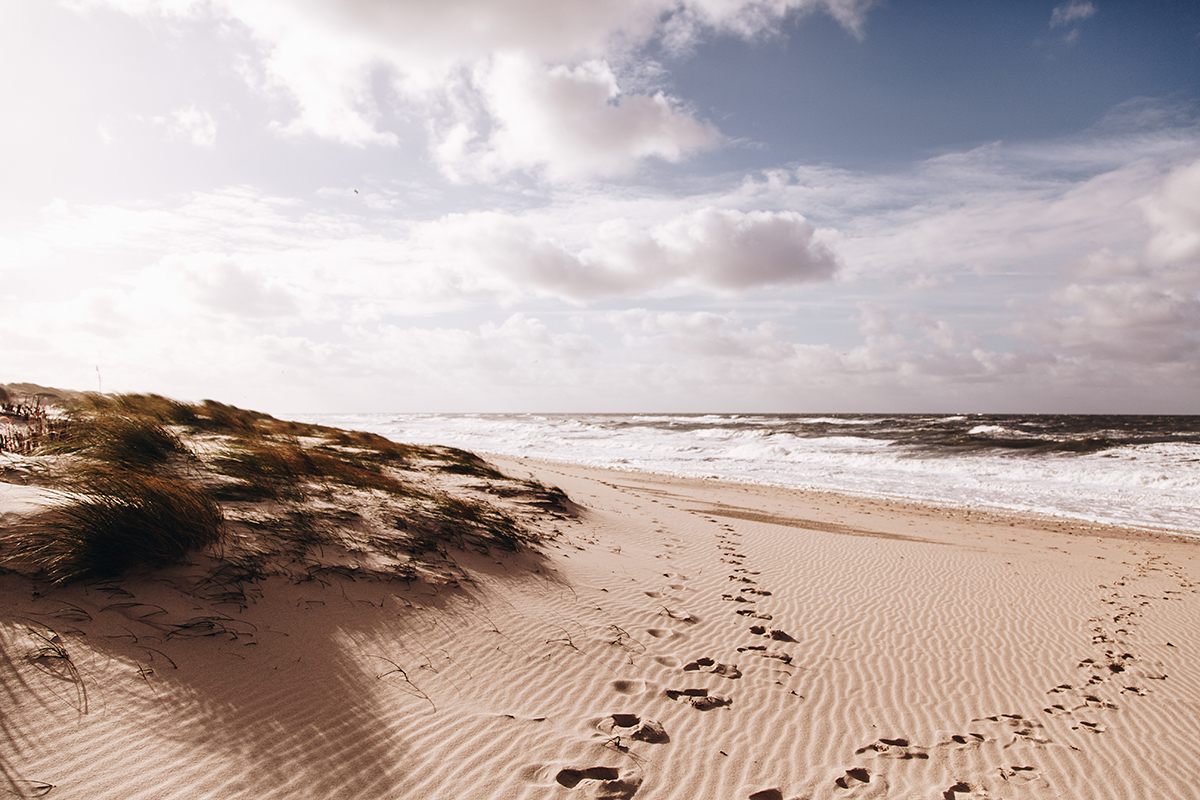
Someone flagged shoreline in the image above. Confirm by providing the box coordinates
[486,452,1200,544]
[293,410,1200,536]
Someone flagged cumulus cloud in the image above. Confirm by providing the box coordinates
[432,207,839,300]
[728,118,1200,288]
[1002,158,1200,371]
[646,208,839,290]
[182,259,298,317]
[436,54,720,181]
[72,0,875,175]
[1141,157,1200,267]
[7,101,1197,411]
[1013,280,1199,364]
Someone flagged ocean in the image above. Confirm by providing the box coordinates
[297,413,1200,535]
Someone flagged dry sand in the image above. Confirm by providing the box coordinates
[2,455,1198,800]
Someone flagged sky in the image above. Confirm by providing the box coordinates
[2,0,1199,414]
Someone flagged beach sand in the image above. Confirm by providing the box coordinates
[2,456,1198,799]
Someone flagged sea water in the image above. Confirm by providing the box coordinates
[296,413,1200,535]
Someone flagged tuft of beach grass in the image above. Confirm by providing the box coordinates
[7,471,224,583]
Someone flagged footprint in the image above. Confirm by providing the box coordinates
[1081,694,1118,709]
[664,688,732,710]
[855,737,929,760]
[749,626,797,642]
[1071,720,1106,734]
[938,732,987,747]
[555,766,643,798]
[972,714,1053,747]
[645,628,683,640]
[736,609,773,619]
[834,767,876,791]
[610,679,655,696]
[747,789,784,800]
[941,781,973,799]
[689,694,733,711]
[659,608,700,624]
[556,766,619,787]
[596,713,670,744]
[644,591,663,599]
[683,657,741,679]
[736,646,793,664]
[652,656,682,668]
[998,765,1042,784]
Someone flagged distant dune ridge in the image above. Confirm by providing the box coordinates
[1,388,1198,799]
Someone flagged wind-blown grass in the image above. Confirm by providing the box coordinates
[397,493,523,555]
[213,438,409,501]
[9,472,224,583]
[83,392,198,425]
[1,387,571,586]
[52,413,186,471]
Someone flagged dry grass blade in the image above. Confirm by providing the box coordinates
[23,625,87,715]
[49,413,186,471]
[8,472,224,582]
[367,655,436,711]
[214,438,410,500]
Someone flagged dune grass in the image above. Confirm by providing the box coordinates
[396,493,523,555]
[52,412,186,471]
[10,472,224,582]
[1,388,568,585]
[213,437,410,501]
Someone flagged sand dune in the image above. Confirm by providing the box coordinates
[2,455,1198,799]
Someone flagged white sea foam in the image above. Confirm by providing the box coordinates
[295,412,1200,535]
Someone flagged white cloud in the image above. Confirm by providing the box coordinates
[70,0,875,174]
[5,106,1198,411]
[1013,280,1199,363]
[429,206,839,300]
[596,306,1063,408]
[1050,1,1096,29]
[154,105,218,146]
[179,258,299,317]
[647,208,838,290]
[1141,157,1200,267]
[1049,0,1096,42]
[436,54,721,181]
[856,301,893,336]
[608,308,794,359]
[727,123,1200,289]
[659,0,876,50]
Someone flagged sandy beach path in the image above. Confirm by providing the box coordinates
[2,457,1198,799]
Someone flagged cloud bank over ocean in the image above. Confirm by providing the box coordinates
[1,1,1198,412]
